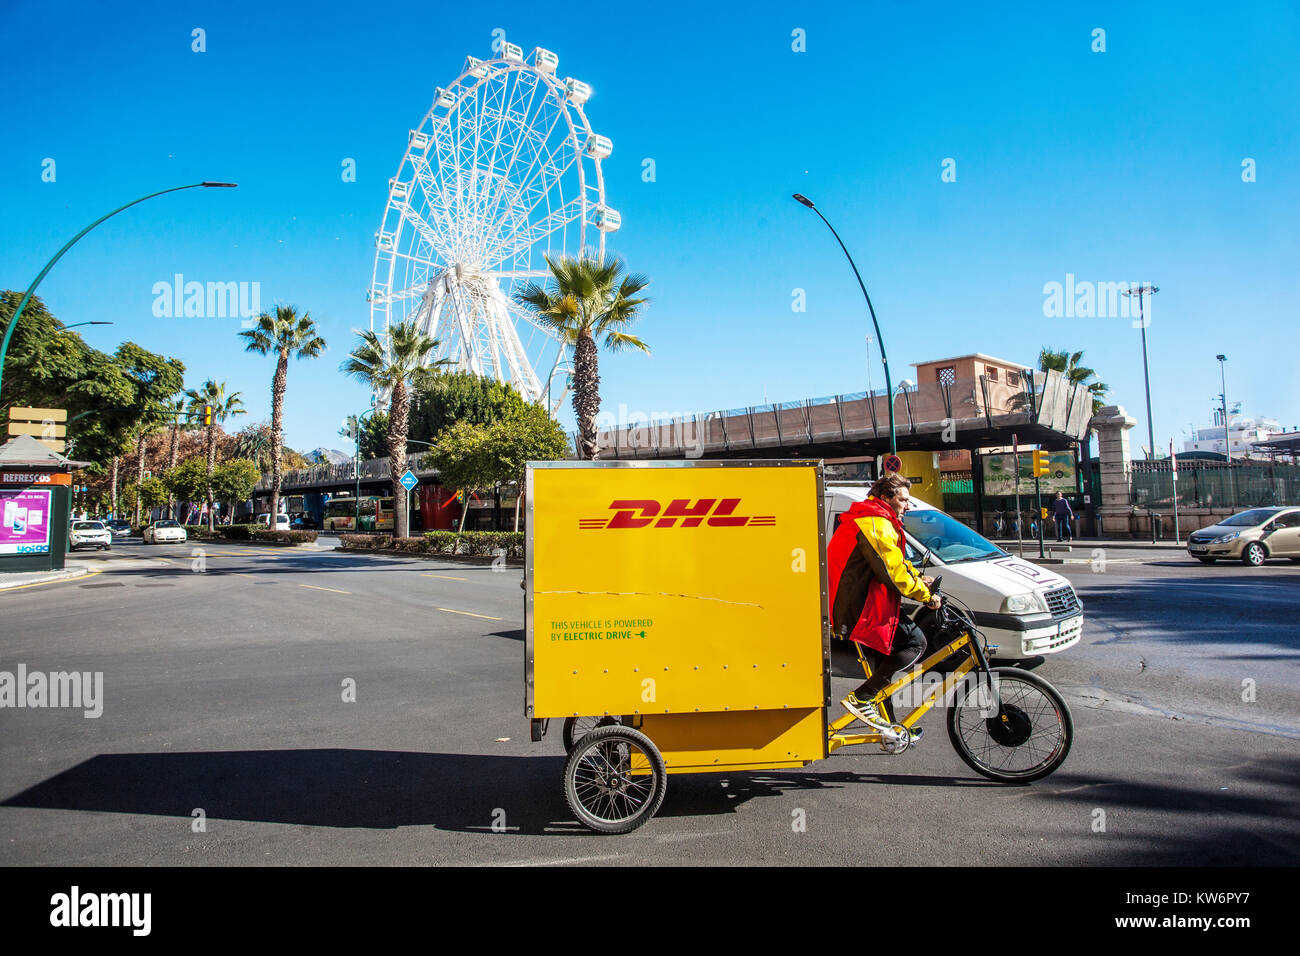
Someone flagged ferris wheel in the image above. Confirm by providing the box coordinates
[369,41,619,411]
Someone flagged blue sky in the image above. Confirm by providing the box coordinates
[3,0,1297,455]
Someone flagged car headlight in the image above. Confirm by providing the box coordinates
[1213,531,1240,543]
[1002,592,1046,614]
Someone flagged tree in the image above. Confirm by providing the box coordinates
[514,255,650,459]
[121,476,168,521]
[341,321,448,537]
[1012,348,1110,417]
[239,306,327,520]
[211,458,261,518]
[425,403,569,530]
[184,380,245,529]
[0,292,186,469]
[409,370,528,444]
[163,457,209,522]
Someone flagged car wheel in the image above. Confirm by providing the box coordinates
[1242,542,1267,567]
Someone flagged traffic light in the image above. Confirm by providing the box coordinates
[1031,450,1051,478]
[203,404,213,426]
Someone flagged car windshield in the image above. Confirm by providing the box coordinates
[903,508,1006,564]
[73,521,105,530]
[1220,508,1281,527]
[154,520,179,528]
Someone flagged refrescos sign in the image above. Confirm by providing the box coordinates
[1,489,52,554]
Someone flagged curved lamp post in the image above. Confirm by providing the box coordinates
[0,182,237,397]
[792,192,896,454]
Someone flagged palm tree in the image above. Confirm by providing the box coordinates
[1013,348,1110,416]
[340,320,447,538]
[240,306,327,520]
[514,254,650,459]
[184,380,245,529]
[165,394,188,518]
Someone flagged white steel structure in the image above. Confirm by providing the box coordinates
[370,44,619,410]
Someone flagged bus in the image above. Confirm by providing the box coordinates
[322,496,395,533]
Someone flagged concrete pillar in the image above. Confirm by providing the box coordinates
[1092,405,1136,538]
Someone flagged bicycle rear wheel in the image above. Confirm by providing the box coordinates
[947,667,1072,783]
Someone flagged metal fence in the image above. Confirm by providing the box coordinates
[1131,460,1300,510]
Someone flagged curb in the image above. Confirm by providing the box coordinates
[0,566,91,591]
[336,547,525,568]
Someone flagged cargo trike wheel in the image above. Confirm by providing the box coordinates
[562,715,620,753]
[947,667,1073,783]
[563,726,667,834]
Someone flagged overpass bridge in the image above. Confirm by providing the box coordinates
[582,368,1093,460]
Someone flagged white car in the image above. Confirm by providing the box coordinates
[70,520,113,551]
[143,519,188,544]
[254,513,290,530]
[825,486,1083,660]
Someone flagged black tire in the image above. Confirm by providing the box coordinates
[563,725,667,834]
[947,667,1073,783]
[1242,543,1267,567]
[562,715,619,753]
[1195,556,1215,564]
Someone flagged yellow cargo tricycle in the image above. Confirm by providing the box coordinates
[525,460,1072,833]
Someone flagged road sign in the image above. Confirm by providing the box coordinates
[399,470,418,492]
[883,454,902,474]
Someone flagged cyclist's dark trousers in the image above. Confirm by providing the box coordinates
[857,618,927,700]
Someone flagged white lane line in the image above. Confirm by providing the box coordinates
[300,584,350,595]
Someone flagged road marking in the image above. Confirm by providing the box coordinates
[0,568,104,592]
[421,573,467,581]
[436,607,503,620]
[300,584,350,595]
[501,854,623,867]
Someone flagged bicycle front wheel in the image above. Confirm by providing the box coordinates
[947,667,1073,783]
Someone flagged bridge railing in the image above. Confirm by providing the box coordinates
[255,455,425,492]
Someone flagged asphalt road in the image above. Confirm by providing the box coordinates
[1,539,1297,865]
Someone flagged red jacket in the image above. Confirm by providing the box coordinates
[827,497,932,654]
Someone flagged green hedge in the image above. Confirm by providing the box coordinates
[340,531,524,559]
[185,524,315,544]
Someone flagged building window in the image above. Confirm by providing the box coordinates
[1007,370,1020,387]
[937,366,956,386]
[986,366,999,383]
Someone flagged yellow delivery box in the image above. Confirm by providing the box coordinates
[526,459,831,775]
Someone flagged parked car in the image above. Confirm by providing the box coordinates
[106,519,132,538]
[70,520,113,551]
[143,519,188,544]
[1187,507,1300,566]
[824,486,1084,660]
[254,513,291,530]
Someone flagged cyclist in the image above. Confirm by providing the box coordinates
[827,473,942,735]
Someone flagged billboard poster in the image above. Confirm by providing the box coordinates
[1,488,53,555]
[981,451,1078,497]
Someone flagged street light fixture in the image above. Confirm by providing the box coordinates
[1216,353,1236,509]
[1122,285,1159,461]
[792,193,897,454]
[0,182,238,397]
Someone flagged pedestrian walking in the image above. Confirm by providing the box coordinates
[1053,492,1074,542]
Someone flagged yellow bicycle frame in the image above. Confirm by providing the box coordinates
[827,631,980,752]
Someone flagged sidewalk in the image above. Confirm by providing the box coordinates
[0,565,91,591]
[990,537,1188,552]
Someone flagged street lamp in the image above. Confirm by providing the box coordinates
[1217,354,1237,509]
[545,358,575,420]
[792,192,896,454]
[893,379,914,441]
[0,182,237,397]
[1122,285,1159,460]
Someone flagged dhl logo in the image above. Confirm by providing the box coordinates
[578,498,776,530]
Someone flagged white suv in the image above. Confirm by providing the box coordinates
[255,513,291,530]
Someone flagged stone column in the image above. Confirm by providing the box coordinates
[1092,405,1137,538]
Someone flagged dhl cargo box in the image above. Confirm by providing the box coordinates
[525,460,830,772]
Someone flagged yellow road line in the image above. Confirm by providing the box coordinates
[436,607,503,621]
[300,583,350,595]
[421,573,468,581]
[0,568,104,593]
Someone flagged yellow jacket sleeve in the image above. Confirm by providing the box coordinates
[858,516,932,604]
